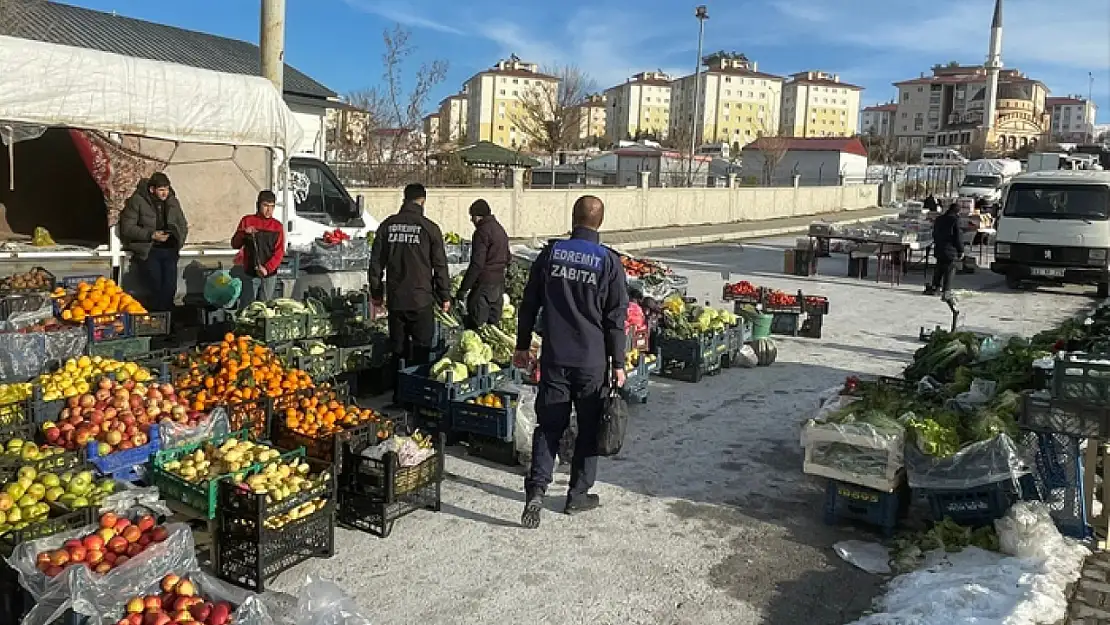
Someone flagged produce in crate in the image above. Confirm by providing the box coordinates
[282,395,392,438]
[227,457,331,529]
[320,228,351,245]
[0,467,112,533]
[430,329,503,382]
[0,268,53,292]
[117,574,234,625]
[34,512,166,578]
[260,498,328,530]
[465,393,507,409]
[43,377,196,454]
[435,306,461,329]
[37,356,154,401]
[54,277,146,323]
[477,325,516,364]
[620,254,669,280]
[0,438,69,463]
[361,431,435,467]
[659,295,738,340]
[624,348,657,371]
[724,280,759,299]
[160,437,281,482]
[175,334,314,408]
[443,231,463,244]
[0,381,31,411]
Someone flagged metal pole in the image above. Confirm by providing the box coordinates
[260,0,286,94]
[688,6,708,187]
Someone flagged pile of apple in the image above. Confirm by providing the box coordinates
[0,467,115,534]
[116,574,233,625]
[34,512,169,577]
[43,378,205,456]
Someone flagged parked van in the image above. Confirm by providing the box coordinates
[921,147,970,166]
[991,170,1110,296]
[958,158,1022,203]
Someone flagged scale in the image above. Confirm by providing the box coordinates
[918,293,961,342]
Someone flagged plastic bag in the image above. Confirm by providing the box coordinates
[905,433,1032,490]
[159,406,230,450]
[833,540,892,575]
[0,330,48,379]
[946,378,998,413]
[734,344,759,368]
[303,239,371,272]
[444,241,472,265]
[290,574,373,625]
[977,336,1002,362]
[32,226,56,247]
[801,420,904,490]
[100,481,173,518]
[205,269,243,309]
[10,521,195,620]
[511,383,538,462]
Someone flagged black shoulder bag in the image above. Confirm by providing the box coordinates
[597,370,629,457]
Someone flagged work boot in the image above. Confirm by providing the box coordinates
[521,490,544,529]
[923,286,937,296]
[564,493,600,515]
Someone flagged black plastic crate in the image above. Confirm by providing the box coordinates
[215,500,335,592]
[128,311,171,336]
[919,480,1022,527]
[823,479,908,537]
[0,422,86,483]
[397,362,484,411]
[0,505,96,556]
[449,390,518,442]
[0,558,27,625]
[769,312,802,337]
[0,267,56,295]
[404,405,449,439]
[355,364,395,397]
[1019,392,1110,438]
[1052,353,1110,403]
[0,396,30,433]
[305,313,344,339]
[83,312,131,343]
[87,336,152,360]
[217,455,335,525]
[238,314,308,344]
[465,434,519,466]
[290,345,341,381]
[337,433,444,538]
[719,324,750,368]
[1021,429,1089,539]
[59,274,103,290]
[654,332,726,383]
[271,413,394,467]
[224,396,272,441]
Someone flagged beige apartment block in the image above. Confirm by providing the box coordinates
[603,71,673,141]
[780,71,863,138]
[464,55,559,148]
[1047,96,1099,142]
[860,103,897,137]
[436,90,469,147]
[567,93,607,144]
[669,52,783,149]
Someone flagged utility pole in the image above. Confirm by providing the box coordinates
[260,0,286,94]
[688,5,709,188]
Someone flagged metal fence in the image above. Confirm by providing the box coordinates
[330,162,513,188]
[897,166,965,200]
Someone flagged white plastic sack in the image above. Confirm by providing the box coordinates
[834,540,892,575]
[734,345,759,369]
[159,406,231,450]
[511,383,538,462]
[291,574,373,625]
[99,482,173,518]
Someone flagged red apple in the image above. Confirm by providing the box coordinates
[102,551,117,564]
[100,512,119,529]
[160,573,180,593]
[122,525,142,543]
[126,543,143,557]
[137,515,156,532]
[48,549,69,567]
[94,562,113,575]
[128,614,144,625]
[68,545,87,563]
[86,549,104,566]
[150,526,169,543]
[45,427,62,443]
[144,596,162,612]
[170,610,193,623]
[107,536,128,554]
[209,602,231,625]
[174,579,196,597]
[64,539,82,550]
[113,517,131,531]
[189,602,212,623]
[80,394,96,409]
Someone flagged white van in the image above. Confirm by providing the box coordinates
[959,159,1022,203]
[991,170,1110,296]
[921,147,970,166]
[285,156,376,251]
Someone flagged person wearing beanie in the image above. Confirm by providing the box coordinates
[119,172,189,312]
[456,199,510,329]
[231,189,285,309]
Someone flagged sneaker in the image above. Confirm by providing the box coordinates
[564,493,600,515]
[521,493,544,529]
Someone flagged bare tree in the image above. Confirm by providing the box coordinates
[511,65,595,158]
[329,25,447,175]
[753,121,791,185]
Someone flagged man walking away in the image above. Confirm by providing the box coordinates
[925,202,965,299]
[923,194,938,212]
[231,190,285,310]
[513,195,628,529]
[456,199,510,329]
[368,183,451,407]
[119,172,189,312]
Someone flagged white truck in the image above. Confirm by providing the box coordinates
[991,170,1110,296]
[959,158,1023,203]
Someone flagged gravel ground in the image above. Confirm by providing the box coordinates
[269,237,1094,625]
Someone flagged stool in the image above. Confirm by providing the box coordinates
[848,244,878,279]
[876,244,903,286]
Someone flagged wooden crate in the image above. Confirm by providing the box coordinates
[802,422,904,493]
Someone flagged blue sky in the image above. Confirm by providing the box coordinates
[65,0,1110,122]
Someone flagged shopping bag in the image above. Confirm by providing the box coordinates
[597,382,629,457]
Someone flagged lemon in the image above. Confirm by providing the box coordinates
[77,356,91,368]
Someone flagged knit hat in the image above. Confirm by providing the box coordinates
[469,199,492,217]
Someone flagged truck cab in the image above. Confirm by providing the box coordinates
[991,170,1110,296]
[284,156,378,250]
[959,159,1022,203]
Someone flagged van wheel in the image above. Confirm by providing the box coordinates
[1098,282,1109,298]
[1005,274,1024,290]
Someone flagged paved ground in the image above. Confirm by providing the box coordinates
[1068,553,1110,625]
[267,237,1093,625]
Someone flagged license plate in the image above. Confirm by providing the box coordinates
[1031,267,1065,278]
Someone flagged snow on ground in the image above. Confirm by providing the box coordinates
[269,236,1094,625]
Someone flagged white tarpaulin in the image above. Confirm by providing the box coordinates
[0,35,303,153]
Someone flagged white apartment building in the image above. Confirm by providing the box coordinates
[603,71,673,142]
[669,53,783,148]
[464,54,559,148]
[436,90,469,146]
[860,103,897,137]
[780,71,863,138]
[1047,96,1099,142]
[568,93,607,143]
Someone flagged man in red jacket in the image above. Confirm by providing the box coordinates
[231,190,285,309]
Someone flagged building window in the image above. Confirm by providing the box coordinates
[498,125,504,130]
[499,90,505,95]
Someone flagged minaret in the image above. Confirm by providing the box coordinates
[983,0,1004,132]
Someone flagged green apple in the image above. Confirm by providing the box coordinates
[97,480,116,494]
[5,439,23,452]
[20,444,40,461]
[74,470,94,484]
[70,496,89,509]
[15,477,32,492]
[16,495,36,509]
[25,483,45,501]
[4,483,25,501]
[44,487,63,503]
[58,494,76,508]
[6,507,22,523]
[58,472,73,484]
[32,503,48,518]
[39,473,60,489]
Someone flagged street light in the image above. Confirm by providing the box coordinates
[688,5,709,187]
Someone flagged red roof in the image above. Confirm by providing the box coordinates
[862,103,897,113]
[1046,97,1087,107]
[744,137,868,157]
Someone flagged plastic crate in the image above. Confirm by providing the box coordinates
[432,321,462,355]
[1021,429,1090,539]
[270,414,394,467]
[337,344,376,373]
[0,558,27,625]
[83,313,131,343]
[1053,353,1110,403]
[1019,392,1110,438]
[449,390,518,442]
[128,311,171,337]
[277,252,301,278]
[0,424,86,483]
[654,332,727,383]
[87,336,152,360]
[769,312,802,337]
[238,314,308,344]
[799,313,825,339]
[0,504,96,556]
[85,423,159,482]
[720,323,751,368]
[919,480,1022,527]
[305,313,343,339]
[721,283,761,304]
[356,364,395,397]
[465,434,518,466]
[823,479,907,537]
[0,267,56,295]
[337,433,444,538]
[224,397,272,441]
[0,396,30,433]
[290,345,341,381]
[59,275,103,290]
[215,499,335,592]
[397,362,484,411]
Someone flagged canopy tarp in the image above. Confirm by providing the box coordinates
[0,35,303,153]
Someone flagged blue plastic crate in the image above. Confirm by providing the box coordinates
[83,312,132,343]
[1022,429,1090,539]
[450,390,518,442]
[397,362,483,411]
[86,423,160,482]
[823,479,905,537]
[920,479,1021,527]
[59,274,104,290]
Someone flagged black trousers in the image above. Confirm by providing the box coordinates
[465,281,504,329]
[137,247,179,312]
[931,259,956,292]
[388,306,436,403]
[525,364,606,499]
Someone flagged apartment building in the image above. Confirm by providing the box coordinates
[603,71,672,142]
[567,93,607,144]
[464,55,559,148]
[669,52,783,148]
[422,113,440,150]
[860,103,897,137]
[436,90,469,146]
[1047,96,1099,142]
[780,71,863,138]
[892,64,1048,154]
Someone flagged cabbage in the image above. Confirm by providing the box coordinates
[435,363,469,383]
[463,349,489,372]
[430,358,453,378]
[459,330,484,352]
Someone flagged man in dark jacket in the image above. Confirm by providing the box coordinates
[119,173,189,312]
[923,194,938,212]
[926,202,965,298]
[231,190,285,309]
[456,199,510,329]
[368,183,451,405]
[513,195,628,529]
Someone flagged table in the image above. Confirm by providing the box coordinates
[808,234,933,279]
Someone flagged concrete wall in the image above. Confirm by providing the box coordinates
[348,182,879,238]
